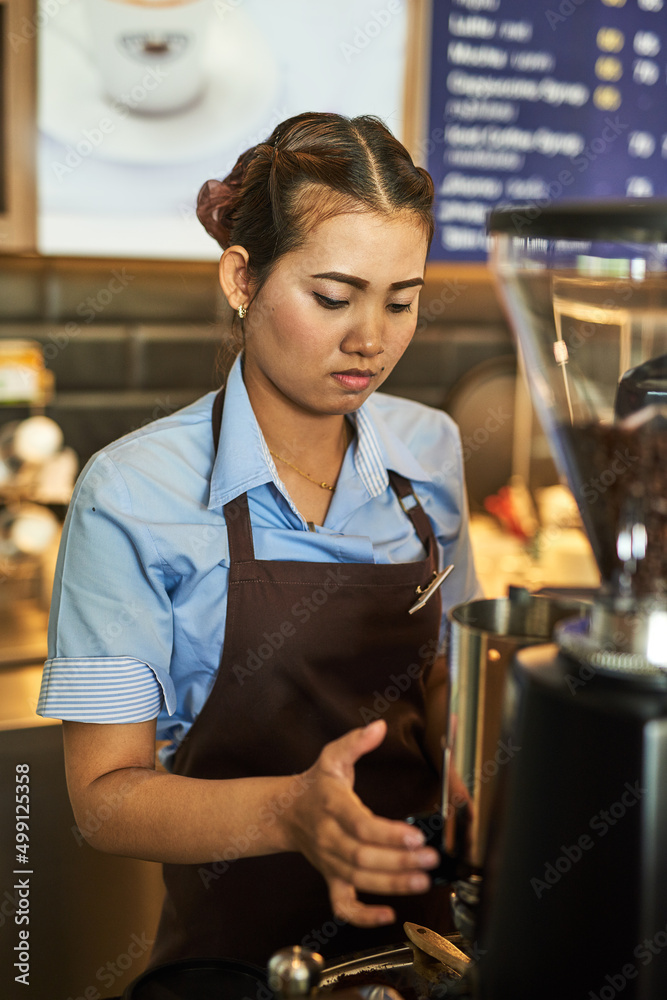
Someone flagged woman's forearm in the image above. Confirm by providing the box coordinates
[63,719,307,864]
[63,719,443,927]
[71,765,308,864]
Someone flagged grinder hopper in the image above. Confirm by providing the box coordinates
[465,203,667,998]
[488,200,667,665]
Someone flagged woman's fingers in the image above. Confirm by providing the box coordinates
[328,877,396,928]
[337,861,432,896]
[327,822,439,875]
[325,839,435,895]
[335,803,429,851]
[288,723,439,921]
[314,801,438,893]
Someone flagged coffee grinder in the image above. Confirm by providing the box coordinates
[469,202,667,999]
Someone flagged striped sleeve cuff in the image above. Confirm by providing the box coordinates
[37,656,176,723]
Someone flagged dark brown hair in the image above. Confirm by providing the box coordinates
[197,111,434,373]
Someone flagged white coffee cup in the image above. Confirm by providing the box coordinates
[85,0,213,115]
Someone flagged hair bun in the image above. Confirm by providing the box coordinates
[196,178,236,249]
[197,144,274,249]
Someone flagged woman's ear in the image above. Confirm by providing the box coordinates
[218,246,251,310]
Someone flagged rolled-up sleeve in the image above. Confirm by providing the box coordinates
[37,451,177,723]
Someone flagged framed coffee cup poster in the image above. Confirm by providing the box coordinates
[37,0,411,259]
[34,0,667,261]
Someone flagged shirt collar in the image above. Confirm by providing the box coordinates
[208,354,275,510]
[352,396,434,498]
[207,353,432,509]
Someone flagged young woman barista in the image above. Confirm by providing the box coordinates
[37,112,481,966]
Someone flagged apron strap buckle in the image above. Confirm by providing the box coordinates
[398,491,420,514]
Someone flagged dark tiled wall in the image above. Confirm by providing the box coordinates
[0,258,516,489]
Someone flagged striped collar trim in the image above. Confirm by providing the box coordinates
[351,407,390,498]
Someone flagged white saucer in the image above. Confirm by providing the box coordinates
[38,0,280,165]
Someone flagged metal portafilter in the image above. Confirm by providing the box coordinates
[268,947,407,1000]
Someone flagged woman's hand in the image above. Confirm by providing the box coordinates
[283,719,441,928]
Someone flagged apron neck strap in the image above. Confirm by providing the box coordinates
[387,470,434,552]
[211,389,257,563]
[212,388,434,558]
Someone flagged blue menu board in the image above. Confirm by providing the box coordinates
[426,0,667,261]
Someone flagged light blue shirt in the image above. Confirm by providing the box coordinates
[38,354,480,766]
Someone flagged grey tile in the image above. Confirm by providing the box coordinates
[0,325,132,391]
[45,266,223,323]
[131,324,224,390]
[0,270,44,320]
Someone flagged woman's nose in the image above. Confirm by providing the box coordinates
[340,310,385,357]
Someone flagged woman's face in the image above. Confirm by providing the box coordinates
[241,210,429,417]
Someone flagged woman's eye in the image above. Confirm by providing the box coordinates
[314,292,347,309]
[388,302,412,313]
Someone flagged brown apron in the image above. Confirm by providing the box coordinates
[151,389,451,967]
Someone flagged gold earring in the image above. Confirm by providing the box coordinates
[238,303,247,320]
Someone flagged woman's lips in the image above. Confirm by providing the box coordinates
[331,369,376,391]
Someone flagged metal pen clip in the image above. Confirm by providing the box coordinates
[408,564,454,615]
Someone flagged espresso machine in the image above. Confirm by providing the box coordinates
[459,202,667,998]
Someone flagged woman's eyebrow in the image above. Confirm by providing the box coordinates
[311,272,424,291]
[391,277,425,290]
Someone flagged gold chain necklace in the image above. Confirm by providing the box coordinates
[269,422,350,493]
[269,451,335,491]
